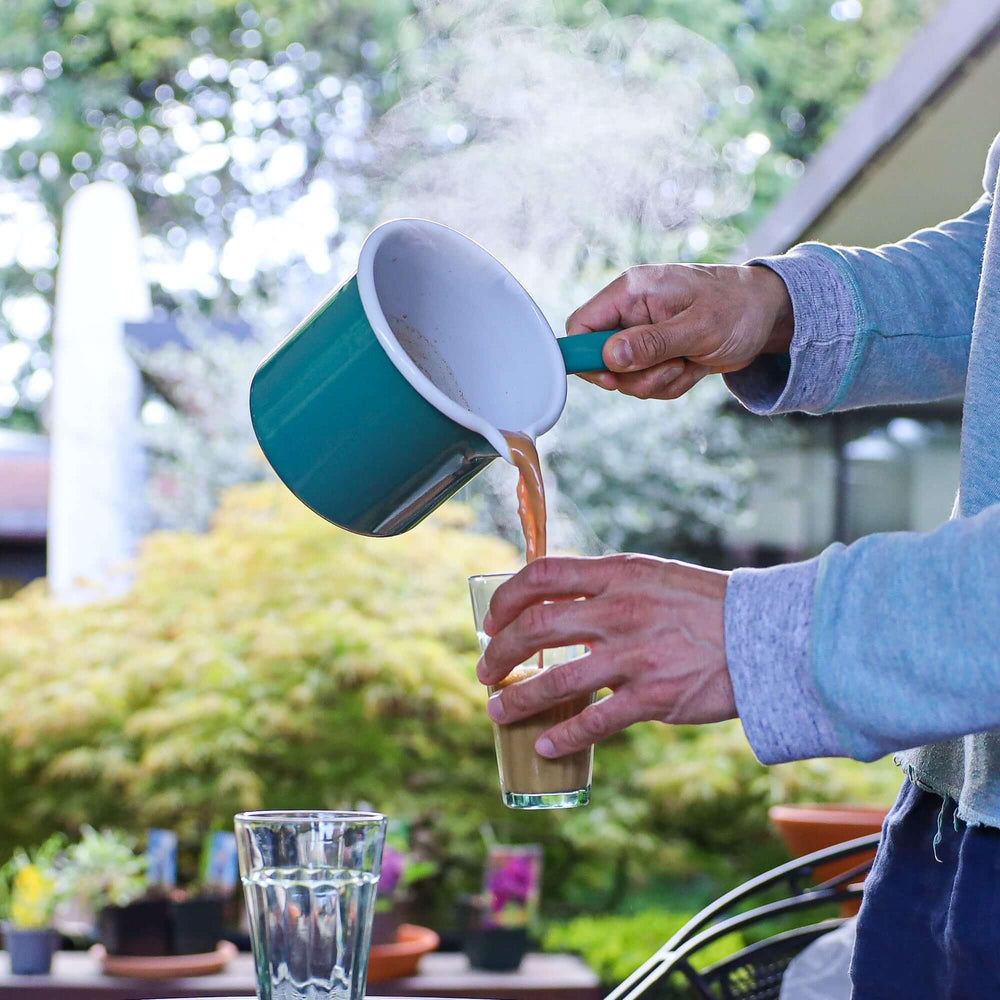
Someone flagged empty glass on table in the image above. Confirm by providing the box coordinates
[235,810,387,1000]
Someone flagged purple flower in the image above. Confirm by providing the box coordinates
[378,844,406,898]
[487,855,537,914]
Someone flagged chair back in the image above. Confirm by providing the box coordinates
[605,833,881,1000]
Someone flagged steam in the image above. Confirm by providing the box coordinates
[367,0,748,320]
[365,0,751,557]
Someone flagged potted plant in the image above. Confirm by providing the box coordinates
[371,822,437,947]
[461,844,541,972]
[0,835,66,975]
[169,885,225,955]
[169,832,237,955]
[62,826,169,956]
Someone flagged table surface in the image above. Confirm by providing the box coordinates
[0,950,601,1000]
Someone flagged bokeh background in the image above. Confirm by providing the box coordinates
[0,0,959,979]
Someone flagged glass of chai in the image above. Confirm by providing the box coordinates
[469,572,594,810]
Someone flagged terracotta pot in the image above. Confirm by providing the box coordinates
[371,905,404,946]
[366,924,439,983]
[769,803,888,915]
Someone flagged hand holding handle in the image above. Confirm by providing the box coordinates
[557,330,619,375]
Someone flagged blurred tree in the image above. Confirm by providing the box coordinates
[0,0,405,428]
[0,0,941,430]
[0,480,901,910]
[588,0,942,238]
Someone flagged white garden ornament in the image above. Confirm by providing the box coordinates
[48,182,150,602]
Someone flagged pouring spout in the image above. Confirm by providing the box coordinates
[557,329,618,374]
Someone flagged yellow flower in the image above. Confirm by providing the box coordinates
[10,864,56,929]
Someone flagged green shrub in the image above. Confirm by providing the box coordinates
[0,482,901,917]
[543,910,742,989]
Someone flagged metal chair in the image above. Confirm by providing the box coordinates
[605,832,881,1000]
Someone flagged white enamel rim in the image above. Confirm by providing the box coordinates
[356,218,567,463]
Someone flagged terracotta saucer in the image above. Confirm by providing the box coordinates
[367,924,440,982]
[90,940,238,978]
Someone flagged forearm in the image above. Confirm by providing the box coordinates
[727,502,1000,765]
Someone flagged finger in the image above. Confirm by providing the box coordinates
[651,362,710,399]
[565,273,631,337]
[484,555,625,634]
[574,371,620,391]
[604,317,708,373]
[614,360,710,400]
[486,652,622,724]
[609,359,687,400]
[479,597,613,686]
[535,691,644,757]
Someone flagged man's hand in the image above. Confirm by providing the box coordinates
[567,262,793,399]
[476,554,735,758]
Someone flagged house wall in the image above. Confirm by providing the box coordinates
[800,31,1000,248]
[726,435,961,559]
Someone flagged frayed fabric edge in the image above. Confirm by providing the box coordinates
[895,757,995,833]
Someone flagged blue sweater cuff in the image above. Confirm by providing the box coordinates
[725,559,849,764]
[725,249,859,415]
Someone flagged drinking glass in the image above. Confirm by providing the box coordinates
[469,572,594,810]
[235,811,387,1000]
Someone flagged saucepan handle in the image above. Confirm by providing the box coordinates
[557,329,619,375]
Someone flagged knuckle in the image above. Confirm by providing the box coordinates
[503,682,528,714]
[482,643,505,675]
[609,552,642,579]
[608,596,640,632]
[525,556,559,589]
[604,553,635,587]
[637,645,661,674]
[521,603,551,640]
[544,662,579,700]
[701,301,725,330]
[636,327,667,363]
[621,264,640,286]
[575,704,606,740]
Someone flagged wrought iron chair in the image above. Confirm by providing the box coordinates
[605,832,882,1000]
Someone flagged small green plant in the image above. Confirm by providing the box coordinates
[543,910,743,989]
[375,822,438,913]
[0,834,66,929]
[61,826,149,912]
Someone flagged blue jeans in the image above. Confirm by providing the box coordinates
[850,779,1000,998]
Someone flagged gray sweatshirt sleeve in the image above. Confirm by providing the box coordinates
[726,193,991,416]
[721,178,993,765]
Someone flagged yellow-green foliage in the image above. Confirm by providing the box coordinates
[9,864,57,929]
[0,482,901,913]
[543,910,742,988]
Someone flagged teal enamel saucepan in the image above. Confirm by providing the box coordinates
[249,218,614,535]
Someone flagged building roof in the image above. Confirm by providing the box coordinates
[744,0,1000,257]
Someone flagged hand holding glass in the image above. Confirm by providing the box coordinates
[469,573,594,809]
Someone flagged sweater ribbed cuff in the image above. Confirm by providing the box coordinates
[725,559,848,764]
[725,249,858,415]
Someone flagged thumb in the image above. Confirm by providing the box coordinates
[603,319,700,373]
